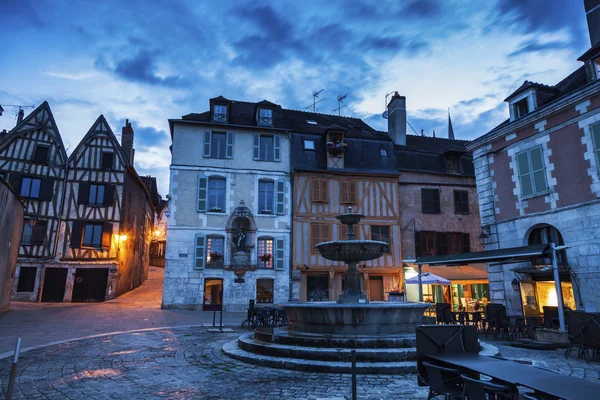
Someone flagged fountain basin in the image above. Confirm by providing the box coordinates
[315,240,388,262]
[283,302,431,335]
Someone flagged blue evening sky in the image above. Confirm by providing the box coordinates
[0,0,590,195]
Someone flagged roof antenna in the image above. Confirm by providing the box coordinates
[305,89,325,112]
[382,91,396,119]
[333,94,348,116]
[421,129,425,137]
[0,104,35,120]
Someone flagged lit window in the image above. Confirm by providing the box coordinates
[304,140,315,150]
[258,108,273,125]
[206,236,225,267]
[213,104,227,122]
[306,120,317,125]
[257,238,274,268]
[20,177,41,198]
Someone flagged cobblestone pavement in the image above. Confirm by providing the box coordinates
[1,327,600,400]
[0,267,246,356]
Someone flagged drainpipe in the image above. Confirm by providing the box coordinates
[551,242,567,331]
[418,264,423,302]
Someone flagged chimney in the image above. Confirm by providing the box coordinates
[387,92,406,146]
[585,0,600,47]
[121,118,135,166]
[16,109,24,126]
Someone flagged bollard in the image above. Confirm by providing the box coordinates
[212,310,216,327]
[219,309,223,332]
[6,337,22,400]
[351,349,357,400]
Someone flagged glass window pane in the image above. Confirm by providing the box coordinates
[30,179,40,198]
[520,173,533,197]
[260,136,274,161]
[20,178,31,197]
[529,147,544,171]
[517,152,530,175]
[83,225,93,246]
[93,225,102,246]
[97,185,105,204]
[89,185,97,204]
[533,170,547,193]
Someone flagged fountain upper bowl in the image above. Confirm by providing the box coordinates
[315,240,388,262]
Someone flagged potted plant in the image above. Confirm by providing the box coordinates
[208,206,223,212]
[326,139,348,157]
[258,253,272,266]
[209,251,223,265]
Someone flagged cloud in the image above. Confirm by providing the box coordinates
[508,39,571,57]
[129,123,169,149]
[403,0,441,18]
[360,35,429,55]
[109,50,186,87]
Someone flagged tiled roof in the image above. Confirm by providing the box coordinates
[504,80,557,102]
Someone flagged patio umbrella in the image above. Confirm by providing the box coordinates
[406,272,451,286]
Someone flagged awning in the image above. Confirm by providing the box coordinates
[422,264,488,281]
[415,244,550,266]
[406,272,450,286]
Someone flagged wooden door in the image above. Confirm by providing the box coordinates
[72,268,108,302]
[369,276,384,301]
[41,268,68,302]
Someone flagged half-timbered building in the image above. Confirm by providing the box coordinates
[287,110,402,302]
[3,104,155,302]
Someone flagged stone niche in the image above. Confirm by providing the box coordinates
[225,201,257,282]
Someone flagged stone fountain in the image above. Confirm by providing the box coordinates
[223,208,431,373]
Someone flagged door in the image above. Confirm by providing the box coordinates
[369,276,384,301]
[72,268,109,302]
[203,278,223,311]
[41,268,68,302]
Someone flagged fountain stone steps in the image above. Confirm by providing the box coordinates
[238,333,416,362]
[223,340,417,374]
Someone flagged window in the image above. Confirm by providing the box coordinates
[258,180,274,214]
[206,236,224,268]
[82,223,103,248]
[304,140,315,150]
[415,231,469,257]
[258,237,274,268]
[21,219,47,245]
[258,108,273,126]
[203,131,233,159]
[339,224,359,240]
[194,234,206,269]
[513,97,529,119]
[17,267,37,292]
[32,145,49,163]
[20,177,41,198]
[421,188,440,214]
[213,104,227,122]
[528,224,567,265]
[88,184,105,206]
[590,123,600,173]
[253,134,281,162]
[306,120,318,125]
[454,190,469,214]
[101,153,114,170]
[371,226,391,253]
[380,149,387,157]
[516,146,548,198]
[311,178,328,203]
[208,177,226,212]
[257,279,274,303]
[310,223,331,253]
[340,181,356,204]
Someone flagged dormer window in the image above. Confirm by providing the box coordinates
[213,104,228,122]
[380,149,387,157]
[594,57,600,80]
[303,140,315,150]
[306,120,317,125]
[258,108,273,126]
[513,98,529,119]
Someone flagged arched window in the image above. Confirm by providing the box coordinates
[527,224,567,265]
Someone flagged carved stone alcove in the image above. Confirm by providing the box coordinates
[225,201,257,279]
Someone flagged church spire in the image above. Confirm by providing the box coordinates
[448,108,455,140]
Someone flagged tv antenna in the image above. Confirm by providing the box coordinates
[332,94,348,116]
[382,91,396,119]
[305,89,325,112]
[0,104,34,119]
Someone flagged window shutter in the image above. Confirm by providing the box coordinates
[462,233,470,253]
[101,222,113,249]
[32,221,47,245]
[103,185,115,206]
[253,133,260,160]
[454,191,460,214]
[592,124,600,169]
[8,172,21,194]
[311,179,319,202]
[516,151,533,197]
[320,180,328,202]
[414,231,422,258]
[433,190,440,213]
[276,180,285,215]
[226,132,234,158]
[194,234,206,269]
[39,178,54,201]
[70,221,83,248]
[203,130,211,157]
[321,224,330,242]
[275,237,285,270]
[274,135,281,161]
[349,182,356,204]
[78,183,89,205]
[197,175,208,212]
[529,146,547,194]
[436,232,448,255]
[311,224,320,250]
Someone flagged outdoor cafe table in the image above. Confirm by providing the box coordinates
[426,353,598,400]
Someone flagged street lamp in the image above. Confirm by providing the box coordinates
[551,243,569,331]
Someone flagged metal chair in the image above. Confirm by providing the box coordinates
[436,303,453,324]
[422,361,463,400]
[461,374,512,400]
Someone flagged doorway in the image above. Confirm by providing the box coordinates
[203,278,223,311]
[41,268,68,302]
[72,268,109,302]
[369,276,384,301]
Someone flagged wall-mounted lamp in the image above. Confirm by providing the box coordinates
[511,278,520,291]
[478,225,490,246]
[117,234,128,242]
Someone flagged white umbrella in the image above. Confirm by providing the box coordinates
[405,272,450,286]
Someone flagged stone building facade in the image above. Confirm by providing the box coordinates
[164,97,291,311]
[468,1,600,315]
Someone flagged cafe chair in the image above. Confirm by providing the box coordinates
[422,361,463,400]
[436,303,454,324]
[460,374,512,400]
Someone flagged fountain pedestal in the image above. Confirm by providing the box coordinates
[338,261,367,304]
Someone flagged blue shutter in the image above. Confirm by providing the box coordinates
[529,146,547,194]
[194,234,206,269]
[276,180,285,215]
[197,175,208,212]
[274,135,281,161]
[275,237,285,270]
[516,151,533,197]
[203,131,211,157]
[226,132,234,159]
[253,133,260,160]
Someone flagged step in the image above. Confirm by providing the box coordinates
[238,333,416,362]
[223,340,417,374]
[264,328,416,349]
